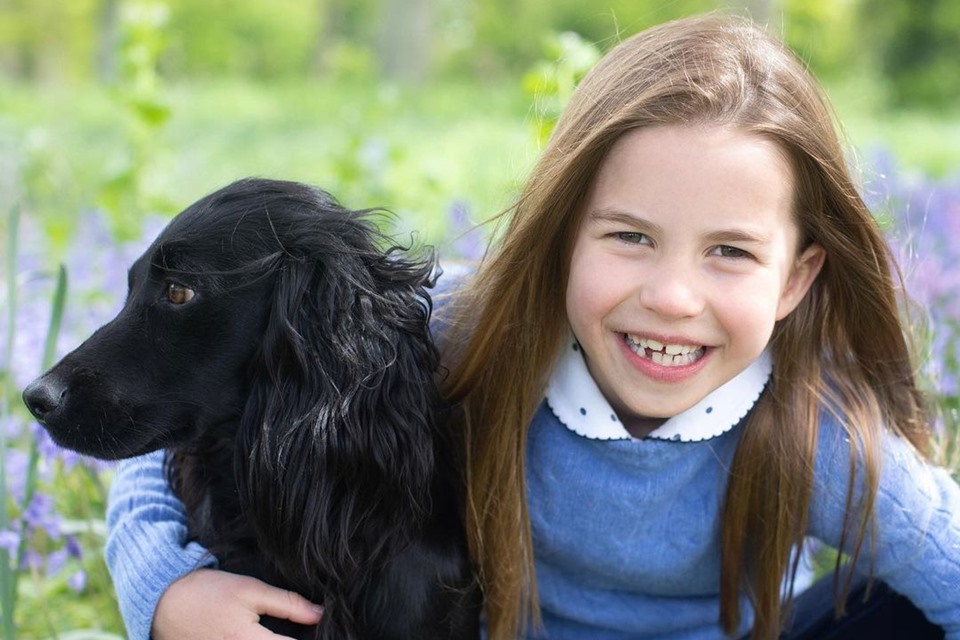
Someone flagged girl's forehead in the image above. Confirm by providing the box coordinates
[599,124,793,190]
[582,124,799,238]
[607,123,789,163]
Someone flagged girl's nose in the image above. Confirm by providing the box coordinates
[637,262,704,319]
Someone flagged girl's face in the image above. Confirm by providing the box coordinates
[565,124,824,437]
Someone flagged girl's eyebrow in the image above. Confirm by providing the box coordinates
[587,208,772,245]
[703,229,771,245]
[587,208,663,235]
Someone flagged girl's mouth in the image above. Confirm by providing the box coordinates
[624,334,706,367]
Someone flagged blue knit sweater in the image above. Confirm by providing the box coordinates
[525,402,960,638]
[105,339,960,639]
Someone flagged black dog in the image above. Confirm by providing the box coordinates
[23,178,480,640]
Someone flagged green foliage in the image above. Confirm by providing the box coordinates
[780,0,860,79]
[161,0,320,78]
[0,0,100,82]
[99,1,174,240]
[1,204,71,640]
[0,0,958,111]
[522,31,601,147]
[458,0,715,75]
[859,0,960,108]
[1,205,122,639]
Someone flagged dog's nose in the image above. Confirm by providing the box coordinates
[22,378,67,423]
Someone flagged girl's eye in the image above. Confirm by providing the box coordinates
[165,282,195,305]
[615,231,650,245]
[712,245,752,259]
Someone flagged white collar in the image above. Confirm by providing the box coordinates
[544,338,773,442]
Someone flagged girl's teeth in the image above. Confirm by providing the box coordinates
[651,351,699,366]
[625,334,703,366]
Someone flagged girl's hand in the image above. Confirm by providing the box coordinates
[152,568,324,640]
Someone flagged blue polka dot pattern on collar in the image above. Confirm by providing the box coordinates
[544,335,773,442]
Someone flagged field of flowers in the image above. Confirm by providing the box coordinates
[876,155,960,469]
[0,83,958,638]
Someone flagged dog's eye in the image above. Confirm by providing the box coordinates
[166,283,195,305]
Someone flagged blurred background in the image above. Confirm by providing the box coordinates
[0,0,957,637]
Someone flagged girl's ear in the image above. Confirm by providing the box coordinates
[776,243,826,320]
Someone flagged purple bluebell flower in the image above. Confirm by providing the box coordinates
[444,199,486,262]
[45,548,68,576]
[0,415,23,439]
[867,150,960,405]
[35,423,83,472]
[0,528,20,554]
[3,447,29,503]
[67,569,87,592]
[22,493,60,539]
[22,549,42,572]
[64,534,83,559]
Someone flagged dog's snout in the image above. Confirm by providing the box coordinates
[22,377,68,423]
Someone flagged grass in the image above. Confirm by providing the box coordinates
[0,78,539,257]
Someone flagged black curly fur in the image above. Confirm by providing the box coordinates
[23,178,480,640]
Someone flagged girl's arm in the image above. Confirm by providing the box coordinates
[105,451,216,639]
[809,416,960,638]
[105,452,322,640]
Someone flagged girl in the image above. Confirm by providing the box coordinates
[105,13,960,640]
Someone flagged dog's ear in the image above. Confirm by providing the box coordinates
[235,240,441,613]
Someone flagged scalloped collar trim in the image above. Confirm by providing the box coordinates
[544,338,773,442]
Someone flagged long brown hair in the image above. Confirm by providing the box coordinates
[440,13,932,639]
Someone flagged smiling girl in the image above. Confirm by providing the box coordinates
[105,13,960,640]
[435,13,960,639]
[563,124,822,439]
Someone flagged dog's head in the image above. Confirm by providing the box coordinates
[22,178,440,466]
